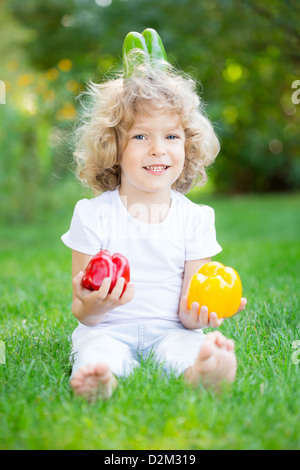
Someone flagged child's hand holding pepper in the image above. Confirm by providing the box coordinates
[179,296,247,330]
[72,271,135,327]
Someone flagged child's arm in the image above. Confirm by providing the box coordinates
[71,250,135,327]
[178,258,246,330]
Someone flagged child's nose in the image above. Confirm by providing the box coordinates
[150,138,166,157]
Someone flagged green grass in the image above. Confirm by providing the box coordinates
[0,191,299,450]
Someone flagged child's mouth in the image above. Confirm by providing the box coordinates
[143,165,170,174]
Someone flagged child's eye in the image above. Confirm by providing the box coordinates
[167,135,179,140]
[133,134,146,140]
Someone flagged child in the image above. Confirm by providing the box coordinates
[61,61,246,401]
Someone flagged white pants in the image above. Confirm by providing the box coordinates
[70,319,206,378]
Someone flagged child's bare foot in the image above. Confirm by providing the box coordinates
[184,331,237,391]
[70,362,117,402]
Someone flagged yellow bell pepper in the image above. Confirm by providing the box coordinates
[187,261,242,319]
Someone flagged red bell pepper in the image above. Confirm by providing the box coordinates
[82,250,130,294]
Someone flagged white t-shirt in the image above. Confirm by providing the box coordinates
[61,188,222,324]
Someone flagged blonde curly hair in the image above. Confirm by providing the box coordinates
[73,61,220,194]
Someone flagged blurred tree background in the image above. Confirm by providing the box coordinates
[1,0,299,222]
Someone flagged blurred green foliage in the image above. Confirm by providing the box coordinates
[1,0,300,222]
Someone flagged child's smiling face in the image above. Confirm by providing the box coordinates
[119,107,186,198]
